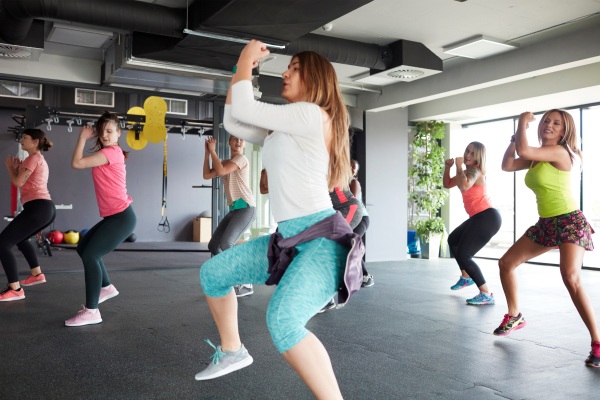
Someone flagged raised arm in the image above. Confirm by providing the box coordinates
[230,82,321,138]
[222,41,269,145]
[501,137,529,171]
[227,40,322,138]
[71,126,108,169]
[5,156,29,188]
[202,137,239,179]
[223,106,268,146]
[443,158,457,188]
[513,111,569,164]
[454,157,480,191]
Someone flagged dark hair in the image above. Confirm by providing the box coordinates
[92,111,129,159]
[23,128,53,151]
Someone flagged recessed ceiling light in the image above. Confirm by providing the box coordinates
[48,23,113,48]
[443,35,517,59]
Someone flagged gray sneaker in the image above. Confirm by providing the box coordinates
[234,284,253,297]
[361,274,374,288]
[195,340,253,381]
[318,298,336,314]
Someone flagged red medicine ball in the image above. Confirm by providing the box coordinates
[47,230,64,244]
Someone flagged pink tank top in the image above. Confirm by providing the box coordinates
[461,184,492,217]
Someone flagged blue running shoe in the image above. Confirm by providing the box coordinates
[450,276,474,290]
[466,292,495,305]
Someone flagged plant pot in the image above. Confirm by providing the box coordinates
[407,230,420,256]
[419,233,442,259]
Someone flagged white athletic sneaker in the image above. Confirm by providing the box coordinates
[195,340,253,381]
[234,284,253,298]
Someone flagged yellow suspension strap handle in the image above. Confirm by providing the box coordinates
[157,135,170,232]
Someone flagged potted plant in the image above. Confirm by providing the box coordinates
[408,120,448,259]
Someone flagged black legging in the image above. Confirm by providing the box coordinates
[354,215,370,276]
[0,199,56,283]
[447,208,501,287]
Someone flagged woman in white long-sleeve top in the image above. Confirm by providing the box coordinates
[195,40,361,400]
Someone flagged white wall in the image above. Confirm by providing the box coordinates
[364,108,408,262]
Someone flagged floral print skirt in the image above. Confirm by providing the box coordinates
[525,210,594,251]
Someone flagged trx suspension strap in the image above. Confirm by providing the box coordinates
[157,135,170,232]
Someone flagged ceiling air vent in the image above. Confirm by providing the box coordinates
[0,80,42,100]
[355,39,442,85]
[0,44,42,60]
[75,88,115,107]
[388,69,425,80]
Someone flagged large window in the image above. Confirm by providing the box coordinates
[449,120,514,260]
[581,106,600,268]
[448,105,600,269]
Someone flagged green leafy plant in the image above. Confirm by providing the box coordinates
[408,120,448,243]
[414,217,446,242]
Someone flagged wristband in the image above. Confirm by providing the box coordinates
[232,65,237,74]
[511,135,516,143]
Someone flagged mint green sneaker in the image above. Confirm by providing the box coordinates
[466,292,495,305]
[195,339,253,381]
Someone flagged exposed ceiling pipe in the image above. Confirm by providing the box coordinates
[0,0,441,85]
[0,0,184,44]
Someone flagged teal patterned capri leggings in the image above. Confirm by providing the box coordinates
[200,209,347,353]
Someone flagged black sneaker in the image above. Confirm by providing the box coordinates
[318,298,336,314]
[493,313,527,336]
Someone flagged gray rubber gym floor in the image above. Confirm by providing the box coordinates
[2,244,600,399]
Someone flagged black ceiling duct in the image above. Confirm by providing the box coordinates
[0,0,184,44]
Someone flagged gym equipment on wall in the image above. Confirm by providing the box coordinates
[11,105,213,145]
[157,135,170,233]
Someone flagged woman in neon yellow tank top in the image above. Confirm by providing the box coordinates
[497,109,599,368]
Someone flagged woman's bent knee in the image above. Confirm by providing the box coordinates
[498,256,516,272]
[561,272,581,292]
[266,307,308,353]
[199,257,231,298]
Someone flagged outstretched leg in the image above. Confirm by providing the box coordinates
[498,235,548,316]
[558,243,600,342]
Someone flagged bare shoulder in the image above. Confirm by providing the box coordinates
[319,107,331,122]
[556,145,574,171]
[465,166,481,180]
